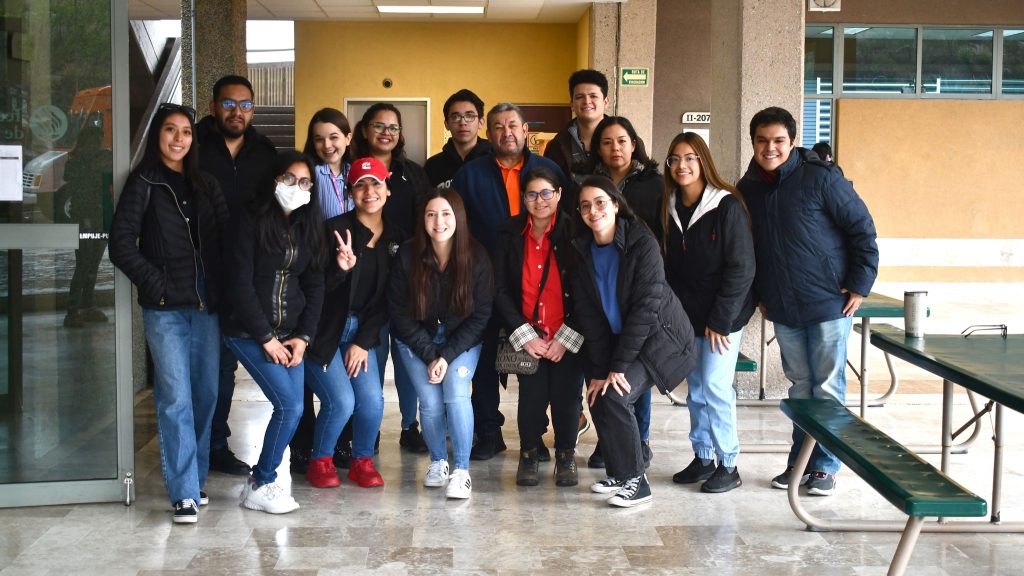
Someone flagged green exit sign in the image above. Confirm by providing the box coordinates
[620,68,649,87]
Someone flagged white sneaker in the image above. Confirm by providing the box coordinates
[446,469,472,499]
[424,459,450,487]
[240,479,300,514]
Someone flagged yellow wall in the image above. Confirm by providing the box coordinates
[835,99,1024,282]
[294,22,578,155]
[576,7,591,70]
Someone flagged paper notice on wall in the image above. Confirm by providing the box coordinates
[684,128,710,147]
[0,145,23,201]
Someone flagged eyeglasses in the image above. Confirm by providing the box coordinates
[158,102,196,123]
[578,197,613,214]
[278,172,313,191]
[447,112,479,124]
[370,122,401,135]
[524,188,558,203]
[666,154,700,168]
[219,99,254,112]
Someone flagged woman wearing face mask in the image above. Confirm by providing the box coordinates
[109,103,229,524]
[303,107,354,219]
[302,157,407,489]
[221,150,326,514]
[571,175,696,508]
[352,103,433,454]
[660,132,755,493]
[387,188,493,499]
[580,116,661,470]
[493,167,585,488]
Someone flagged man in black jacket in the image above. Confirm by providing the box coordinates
[544,69,610,185]
[196,74,278,475]
[424,89,492,188]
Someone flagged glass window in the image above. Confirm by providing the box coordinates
[922,28,993,94]
[805,26,834,94]
[802,99,832,149]
[1004,30,1024,95]
[843,27,917,94]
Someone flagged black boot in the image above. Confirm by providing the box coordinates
[516,448,540,486]
[554,449,578,487]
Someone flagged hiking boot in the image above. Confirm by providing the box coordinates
[400,424,429,454]
[701,464,742,493]
[807,471,836,496]
[305,456,341,488]
[446,469,472,499]
[348,457,384,488]
[587,442,605,469]
[424,459,450,487]
[607,474,653,508]
[516,448,540,486]
[209,446,251,476]
[771,466,810,490]
[470,431,507,461]
[673,457,717,484]
[173,499,198,524]
[554,449,578,487]
[590,476,625,494]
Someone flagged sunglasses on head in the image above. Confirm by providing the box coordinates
[158,102,197,123]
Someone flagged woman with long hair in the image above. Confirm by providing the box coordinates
[580,116,661,469]
[493,167,585,488]
[352,102,432,454]
[387,187,493,499]
[660,132,755,493]
[301,157,407,489]
[571,175,696,508]
[109,103,229,524]
[221,150,326,514]
[303,107,354,219]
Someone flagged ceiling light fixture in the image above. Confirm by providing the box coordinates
[376,5,484,14]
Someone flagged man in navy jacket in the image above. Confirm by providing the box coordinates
[452,103,568,459]
[737,107,878,497]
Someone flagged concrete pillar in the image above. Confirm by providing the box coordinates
[710,0,803,183]
[588,0,658,147]
[180,0,247,110]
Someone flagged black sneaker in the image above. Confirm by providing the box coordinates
[333,442,352,469]
[290,448,311,474]
[173,499,198,524]
[701,464,742,493]
[641,441,653,469]
[576,413,590,445]
[399,424,429,454]
[771,466,810,490]
[587,442,605,469]
[672,457,716,484]
[209,446,251,476]
[199,491,209,506]
[470,431,507,461]
[607,474,653,507]
[807,471,836,496]
[536,441,551,463]
[590,476,625,494]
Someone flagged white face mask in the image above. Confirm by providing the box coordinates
[274,181,311,212]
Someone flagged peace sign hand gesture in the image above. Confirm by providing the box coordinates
[334,229,358,271]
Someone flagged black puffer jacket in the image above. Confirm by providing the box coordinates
[615,163,662,235]
[387,241,494,364]
[307,212,407,368]
[493,211,581,338]
[383,157,431,237]
[109,166,229,310]
[663,186,756,336]
[571,218,696,393]
[221,208,325,344]
[195,116,278,218]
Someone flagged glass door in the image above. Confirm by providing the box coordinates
[0,0,132,506]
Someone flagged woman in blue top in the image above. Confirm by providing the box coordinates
[303,107,353,219]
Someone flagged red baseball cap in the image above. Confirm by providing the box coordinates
[348,157,390,185]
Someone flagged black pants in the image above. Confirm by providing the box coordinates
[517,352,584,451]
[589,361,654,480]
[471,316,505,439]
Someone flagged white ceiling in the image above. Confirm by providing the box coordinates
[129,0,616,22]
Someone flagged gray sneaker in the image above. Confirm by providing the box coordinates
[771,466,810,489]
[806,472,836,496]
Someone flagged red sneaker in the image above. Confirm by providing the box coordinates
[347,457,384,488]
[305,456,341,488]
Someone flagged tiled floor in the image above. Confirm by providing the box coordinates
[2,283,1023,575]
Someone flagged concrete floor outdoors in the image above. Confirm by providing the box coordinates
[2,283,1023,575]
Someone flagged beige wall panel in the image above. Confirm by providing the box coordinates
[653,0,711,159]
[835,99,1024,240]
[293,22,577,155]
[806,0,1024,26]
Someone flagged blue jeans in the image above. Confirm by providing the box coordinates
[377,323,418,430]
[304,315,384,459]
[686,329,744,467]
[210,340,237,451]
[635,388,652,442]
[224,336,305,485]
[143,308,220,506]
[395,327,480,470]
[774,317,853,475]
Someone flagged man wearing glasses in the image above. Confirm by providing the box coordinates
[196,74,279,476]
[453,103,569,461]
[425,89,492,188]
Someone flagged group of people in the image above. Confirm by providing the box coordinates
[109,69,878,525]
